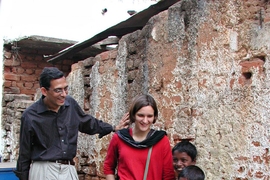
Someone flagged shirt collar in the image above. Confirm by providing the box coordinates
[36,96,70,114]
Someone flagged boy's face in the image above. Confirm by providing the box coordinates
[173,151,196,174]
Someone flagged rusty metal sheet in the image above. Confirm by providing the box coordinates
[46,0,181,63]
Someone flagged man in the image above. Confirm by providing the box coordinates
[14,67,129,180]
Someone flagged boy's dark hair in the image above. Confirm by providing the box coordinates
[172,140,197,161]
[39,67,64,89]
[178,165,205,180]
[129,94,158,124]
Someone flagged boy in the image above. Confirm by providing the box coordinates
[172,140,197,179]
[178,165,205,180]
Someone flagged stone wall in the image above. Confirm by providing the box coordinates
[66,0,270,179]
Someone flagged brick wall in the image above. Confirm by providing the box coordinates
[3,48,72,97]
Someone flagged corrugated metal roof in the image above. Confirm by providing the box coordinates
[46,0,181,63]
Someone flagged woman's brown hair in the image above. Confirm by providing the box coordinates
[129,94,158,124]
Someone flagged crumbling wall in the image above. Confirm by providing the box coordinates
[67,0,269,179]
[68,51,129,179]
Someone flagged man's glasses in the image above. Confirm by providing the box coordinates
[48,86,68,94]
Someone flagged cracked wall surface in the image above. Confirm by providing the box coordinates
[67,1,269,179]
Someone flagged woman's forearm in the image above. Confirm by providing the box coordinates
[106,174,115,180]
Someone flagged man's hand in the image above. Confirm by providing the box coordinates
[114,113,130,131]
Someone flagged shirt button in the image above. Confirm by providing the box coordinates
[63,151,66,154]
[61,139,64,142]
[59,127,62,130]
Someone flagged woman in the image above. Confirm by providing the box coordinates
[103,94,175,180]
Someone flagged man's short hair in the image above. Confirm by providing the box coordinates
[39,67,64,89]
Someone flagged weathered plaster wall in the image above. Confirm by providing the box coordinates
[67,0,269,179]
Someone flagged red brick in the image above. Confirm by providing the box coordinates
[238,74,252,86]
[4,81,12,87]
[239,58,265,74]
[4,67,11,73]
[253,156,263,163]
[11,81,17,87]
[235,156,248,161]
[20,75,37,81]
[248,169,253,177]
[191,108,203,117]
[33,83,40,89]
[99,65,105,74]
[175,81,182,89]
[21,62,37,68]
[24,82,34,89]
[265,17,270,23]
[37,62,52,68]
[100,51,110,61]
[25,69,35,75]
[255,171,263,178]
[71,61,84,72]
[12,67,25,74]
[4,73,20,81]
[26,55,35,61]
[35,69,43,76]
[230,79,235,89]
[262,148,269,164]
[172,96,181,104]
[62,59,73,65]
[16,82,24,88]
[161,108,174,128]
[34,55,43,61]
[252,141,260,146]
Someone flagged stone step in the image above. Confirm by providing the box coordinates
[3,94,32,102]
